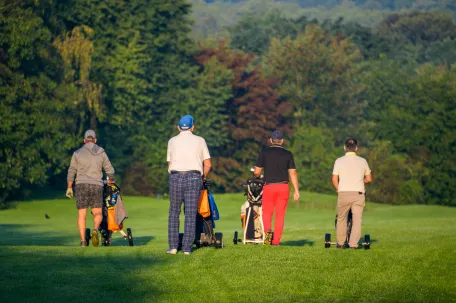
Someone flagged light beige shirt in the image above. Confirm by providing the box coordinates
[167,131,210,174]
[332,152,371,193]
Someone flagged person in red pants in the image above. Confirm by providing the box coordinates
[254,130,300,246]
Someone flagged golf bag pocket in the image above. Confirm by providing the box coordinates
[208,191,219,220]
[198,189,211,218]
[108,207,122,231]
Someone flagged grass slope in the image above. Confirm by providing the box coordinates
[0,192,455,302]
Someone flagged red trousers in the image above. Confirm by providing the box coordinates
[262,184,290,245]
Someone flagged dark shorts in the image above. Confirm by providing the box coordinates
[75,184,103,210]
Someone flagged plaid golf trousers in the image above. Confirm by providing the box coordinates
[168,172,203,252]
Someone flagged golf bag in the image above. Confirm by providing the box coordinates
[178,179,223,249]
[233,177,266,244]
[98,182,134,246]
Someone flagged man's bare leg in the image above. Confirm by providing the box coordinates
[78,208,88,241]
[92,208,102,230]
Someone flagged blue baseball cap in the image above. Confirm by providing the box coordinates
[271,130,284,140]
[178,115,194,130]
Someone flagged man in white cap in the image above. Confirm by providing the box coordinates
[67,129,115,247]
[166,115,211,255]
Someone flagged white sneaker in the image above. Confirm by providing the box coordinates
[183,251,191,255]
[167,248,177,254]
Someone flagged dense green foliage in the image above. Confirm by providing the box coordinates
[0,0,455,206]
[1,194,456,301]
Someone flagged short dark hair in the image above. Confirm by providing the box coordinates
[345,138,358,152]
[271,130,284,143]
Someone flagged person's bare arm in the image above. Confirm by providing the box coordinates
[332,174,339,191]
[289,169,300,201]
[364,174,372,184]
[203,158,212,180]
[168,161,171,167]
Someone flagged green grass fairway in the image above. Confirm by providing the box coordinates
[1,192,455,302]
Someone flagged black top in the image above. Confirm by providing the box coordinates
[255,145,296,184]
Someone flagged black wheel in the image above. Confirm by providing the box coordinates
[364,234,371,250]
[233,231,238,245]
[178,232,184,251]
[85,228,91,246]
[127,228,134,246]
[215,232,223,249]
[325,233,331,248]
[101,229,112,246]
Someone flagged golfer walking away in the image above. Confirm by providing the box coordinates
[67,130,115,247]
[332,138,372,249]
[254,130,300,246]
[167,115,211,255]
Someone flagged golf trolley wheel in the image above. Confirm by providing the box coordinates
[325,233,331,248]
[85,228,91,246]
[233,231,238,245]
[215,232,223,249]
[127,228,134,246]
[101,230,112,246]
[364,234,371,250]
[178,232,184,251]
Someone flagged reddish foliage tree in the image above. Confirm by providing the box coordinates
[195,41,292,192]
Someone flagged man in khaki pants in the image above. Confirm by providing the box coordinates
[332,138,372,249]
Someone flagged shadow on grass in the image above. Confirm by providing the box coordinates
[0,247,167,302]
[0,224,155,247]
[110,235,155,246]
[0,224,73,246]
[281,239,315,246]
[6,187,64,208]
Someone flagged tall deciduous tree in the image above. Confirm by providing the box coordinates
[195,41,292,191]
[59,0,201,194]
[0,0,78,206]
[264,24,363,139]
[362,60,456,206]
[53,26,103,131]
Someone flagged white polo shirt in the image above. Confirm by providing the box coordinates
[332,152,371,193]
[167,131,210,174]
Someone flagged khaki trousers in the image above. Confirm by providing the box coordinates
[337,191,365,247]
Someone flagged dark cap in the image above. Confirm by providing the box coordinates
[271,130,283,141]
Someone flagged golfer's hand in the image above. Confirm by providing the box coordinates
[66,188,73,199]
[293,191,300,201]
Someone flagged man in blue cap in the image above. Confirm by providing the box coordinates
[166,115,212,255]
[254,130,300,246]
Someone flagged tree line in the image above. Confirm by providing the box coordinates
[1,0,455,207]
